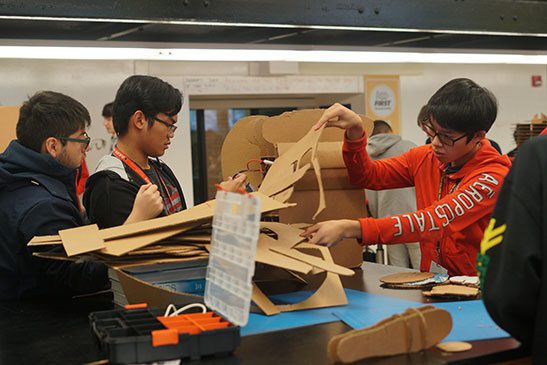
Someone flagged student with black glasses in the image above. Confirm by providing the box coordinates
[303,78,512,276]
[84,75,246,229]
[0,91,108,299]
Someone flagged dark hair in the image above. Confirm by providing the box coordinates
[112,75,182,137]
[417,105,429,125]
[371,120,392,136]
[16,91,90,152]
[102,102,113,118]
[426,78,498,137]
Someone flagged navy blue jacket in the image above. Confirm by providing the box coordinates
[0,140,108,300]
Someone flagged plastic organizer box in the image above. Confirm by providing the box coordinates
[89,304,240,364]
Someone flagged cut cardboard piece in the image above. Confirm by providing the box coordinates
[30,191,291,257]
[102,254,209,269]
[277,141,345,170]
[99,191,288,242]
[220,109,373,268]
[278,189,366,269]
[113,268,203,307]
[448,276,480,287]
[28,235,62,246]
[380,272,435,285]
[290,168,355,191]
[262,109,346,144]
[251,285,281,315]
[436,341,473,353]
[252,245,348,315]
[220,115,272,190]
[260,221,306,248]
[101,225,194,257]
[270,246,354,277]
[422,284,480,298]
[328,306,452,363]
[256,234,313,275]
[58,224,105,257]
[259,125,322,189]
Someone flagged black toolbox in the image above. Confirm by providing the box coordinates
[89,304,240,364]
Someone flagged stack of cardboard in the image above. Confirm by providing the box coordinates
[30,109,373,315]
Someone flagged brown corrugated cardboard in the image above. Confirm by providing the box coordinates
[221,109,372,269]
[252,244,348,314]
[31,191,292,257]
[58,224,105,256]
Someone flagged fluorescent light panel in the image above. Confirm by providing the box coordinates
[1,46,547,64]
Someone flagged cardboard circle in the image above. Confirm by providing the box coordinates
[436,341,473,353]
[380,272,435,284]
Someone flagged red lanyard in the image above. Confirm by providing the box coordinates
[112,146,175,213]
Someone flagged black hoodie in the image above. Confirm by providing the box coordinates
[479,135,547,363]
[0,140,108,300]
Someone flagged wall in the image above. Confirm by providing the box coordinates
[300,62,547,152]
[0,58,545,207]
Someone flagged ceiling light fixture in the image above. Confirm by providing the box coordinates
[0,45,546,64]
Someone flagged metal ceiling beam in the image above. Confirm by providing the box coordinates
[1,0,547,37]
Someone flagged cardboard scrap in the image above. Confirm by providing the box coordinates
[380,272,435,284]
[270,246,354,277]
[58,224,105,257]
[101,226,193,257]
[252,244,348,315]
[328,305,452,363]
[30,191,291,257]
[259,124,326,219]
[436,341,473,353]
[28,235,62,246]
[256,234,313,275]
[448,276,480,287]
[422,284,480,298]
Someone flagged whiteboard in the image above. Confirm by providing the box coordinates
[183,75,363,95]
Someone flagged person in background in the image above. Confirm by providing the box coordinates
[0,91,108,299]
[102,101,117,152]
[303,78,512,276]
[84,75,246,229]
[479,135,547,363]
[365,120,420,269]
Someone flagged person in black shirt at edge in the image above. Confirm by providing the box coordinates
[478,135,547,364]
[0,91,108,300]
[84,75,246,228]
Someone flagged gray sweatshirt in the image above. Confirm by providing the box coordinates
[365,134,417,219]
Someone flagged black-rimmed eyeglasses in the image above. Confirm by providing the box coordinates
[419,119,468,147]
[58,133,91,148]
[151,116,177,133]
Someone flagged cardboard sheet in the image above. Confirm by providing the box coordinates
[333,294,510,343]
[252,245,347,314]
[58,224,105,256]
[242,289,415,336]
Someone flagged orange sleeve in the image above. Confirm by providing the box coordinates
[76,160,89,196]
[358,169,507,245]
[343,133,416,190]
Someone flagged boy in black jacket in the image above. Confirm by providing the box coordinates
[479,135,547,363]
[0,91,108,300]
[84,75,245,228]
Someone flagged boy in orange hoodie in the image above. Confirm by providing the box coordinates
[303,78,511,276]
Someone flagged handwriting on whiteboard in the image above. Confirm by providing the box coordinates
[183,76,363,95]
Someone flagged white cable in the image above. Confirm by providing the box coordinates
[164,303,207,317]
[262,159,274,165]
